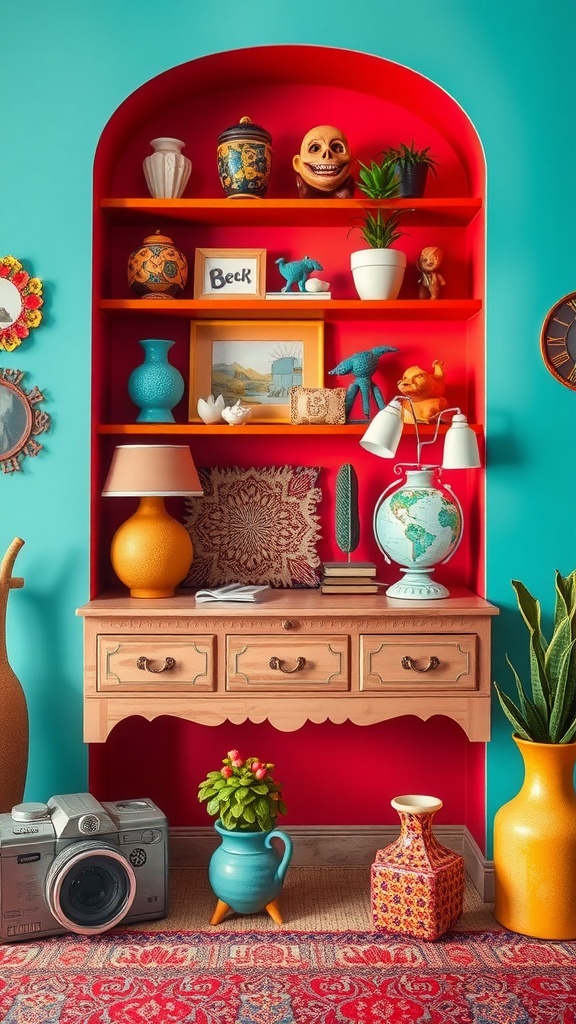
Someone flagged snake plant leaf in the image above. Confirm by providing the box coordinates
[505,655,547,740]
[549,639,576,742]
[545,612,572,700]
[493,680,533,740]
[335,463,360,555]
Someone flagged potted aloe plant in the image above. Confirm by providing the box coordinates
[198,750,292,924]
[493,569,576,939]
[381,140,439,198]
[349,207,407,301]
[349,155,407,300]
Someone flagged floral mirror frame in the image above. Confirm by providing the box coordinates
[0,256,43,352]
[0,368,51,473]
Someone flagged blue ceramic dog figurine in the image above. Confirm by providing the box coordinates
[275,255,323,292]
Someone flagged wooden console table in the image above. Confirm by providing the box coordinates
[77,589,498,743]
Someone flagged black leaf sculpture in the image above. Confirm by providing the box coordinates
[334,463,360,558]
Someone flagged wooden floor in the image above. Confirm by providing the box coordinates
[134,866,500,933]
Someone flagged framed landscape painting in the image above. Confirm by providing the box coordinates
[189,320,324,423]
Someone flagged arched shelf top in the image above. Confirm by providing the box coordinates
[95,45,485,200]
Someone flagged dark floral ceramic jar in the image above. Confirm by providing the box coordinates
[217,116,272,198]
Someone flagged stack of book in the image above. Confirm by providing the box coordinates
[320,561,379,595]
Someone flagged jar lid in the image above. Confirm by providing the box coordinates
[142,231,174,245]
[218,115,272,146]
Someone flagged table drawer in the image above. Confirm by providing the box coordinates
[97,634,215,692]
[226,634,349,691]
[360,633,477,691]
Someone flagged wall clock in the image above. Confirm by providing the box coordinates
[540,292,576,390]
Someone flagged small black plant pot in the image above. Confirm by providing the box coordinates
[394,162,429,198]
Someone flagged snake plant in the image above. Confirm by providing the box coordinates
[493,570,576,743]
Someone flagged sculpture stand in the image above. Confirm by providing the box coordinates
[210,897,283,925]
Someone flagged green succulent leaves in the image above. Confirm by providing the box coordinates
[493,570,576,743]
[198,758,287,832]
[357,158,400,200]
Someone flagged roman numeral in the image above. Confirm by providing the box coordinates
[567,300,576,314]
[568,365,576,384]
[552,350,571,367]
[546,336,567,347]
[553,317,572,328]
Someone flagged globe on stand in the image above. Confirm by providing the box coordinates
[373,466,462,600]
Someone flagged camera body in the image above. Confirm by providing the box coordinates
[0,793,168,942]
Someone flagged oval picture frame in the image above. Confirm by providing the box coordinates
[0,368,51,473]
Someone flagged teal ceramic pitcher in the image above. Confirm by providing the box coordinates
[209,819,293,924]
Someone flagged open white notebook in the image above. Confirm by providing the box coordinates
[194,583,269,603]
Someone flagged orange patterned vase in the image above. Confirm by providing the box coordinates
[371,795,464,940]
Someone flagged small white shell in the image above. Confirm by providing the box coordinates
[197,394,226,423]
[222,399,252,425]
[304,278,330,293]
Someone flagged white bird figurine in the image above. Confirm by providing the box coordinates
[222,399,251,425]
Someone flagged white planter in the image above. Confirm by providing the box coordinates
[350,248,407,300]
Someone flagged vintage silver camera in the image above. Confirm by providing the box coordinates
[0,793,168,942]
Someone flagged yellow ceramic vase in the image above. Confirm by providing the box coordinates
[494,734,576,939]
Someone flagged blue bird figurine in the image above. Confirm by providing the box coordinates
[328,345,398,420]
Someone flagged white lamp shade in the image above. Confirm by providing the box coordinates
[359,400,404,458]
[102,444,204,496]
[442,414,481,469]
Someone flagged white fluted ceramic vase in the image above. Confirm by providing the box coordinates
[143,138,191,199]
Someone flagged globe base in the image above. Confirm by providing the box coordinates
[386,567,450,601]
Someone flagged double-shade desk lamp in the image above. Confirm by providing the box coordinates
[102,400,479,601]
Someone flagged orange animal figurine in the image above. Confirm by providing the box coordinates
[417,246,445,300]
[397,360,447,423]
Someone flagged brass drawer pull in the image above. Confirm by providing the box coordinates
[269,656,306,674]
[282,619,294,630]
[136,656,176,674]
[401,655,440,673]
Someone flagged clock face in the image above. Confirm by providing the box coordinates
[541,292,576,390]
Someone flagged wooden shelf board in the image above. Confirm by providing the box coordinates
[99,298,482,322]
[97,422,483,436]
[100,196,482,228]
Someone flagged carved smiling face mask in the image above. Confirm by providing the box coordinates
[293,125,352,194]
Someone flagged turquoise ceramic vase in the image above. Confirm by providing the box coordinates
[209,819,293,918]
[128,338,184,423]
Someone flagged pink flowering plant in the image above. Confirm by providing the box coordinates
[198,750,287,832]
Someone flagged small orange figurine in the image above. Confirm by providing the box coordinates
[417,246,445,299]
[293,125,355,198]
[397,360,447,423]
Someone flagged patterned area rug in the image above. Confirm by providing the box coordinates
[1,927,575,1023]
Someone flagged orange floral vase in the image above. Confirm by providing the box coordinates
[371,795,464,940]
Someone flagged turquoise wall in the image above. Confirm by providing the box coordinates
[2,1,574,855]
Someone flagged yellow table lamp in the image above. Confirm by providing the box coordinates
[102,444,203,598]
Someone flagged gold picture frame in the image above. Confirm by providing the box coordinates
[193,247,266,299]
[189,320,324,423]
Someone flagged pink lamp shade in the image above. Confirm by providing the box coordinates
[102,444,203,496]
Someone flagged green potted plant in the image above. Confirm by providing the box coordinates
[198,749,287,831]
[349,208,407,300]
[492,570,576,939]
[356,157,400,200]
[198,750,292,924]
[382,140,439,198]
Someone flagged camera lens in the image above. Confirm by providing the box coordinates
[46,841,136,934]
